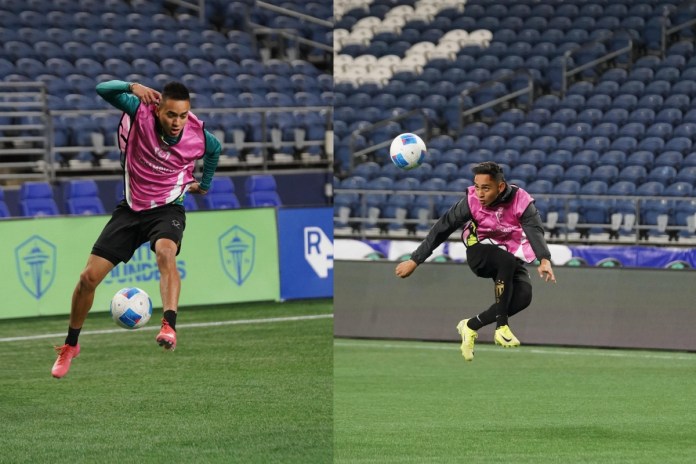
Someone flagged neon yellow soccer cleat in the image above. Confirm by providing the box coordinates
[456,319,478,361]
[494,325,520,348]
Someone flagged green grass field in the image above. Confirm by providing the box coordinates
[0,300,332,464]
[334,338,696,464]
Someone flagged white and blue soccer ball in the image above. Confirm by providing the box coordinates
[110,287,153,330]
[389,133,427,170]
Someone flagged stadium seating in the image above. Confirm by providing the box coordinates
[0,188,10,218]
[19,182,60,217]
[64,179,105,215]
[1,0,332,177]
[201,176,241,210]
[334,0,696,241]
[245,174,282,207]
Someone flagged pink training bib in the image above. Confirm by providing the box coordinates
[462,186,537,262]
[118,104,205,211]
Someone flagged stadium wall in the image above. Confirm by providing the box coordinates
[0,207,332,319]
[334,261,695,351]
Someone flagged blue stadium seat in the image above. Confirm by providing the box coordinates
[546,149,572,168]
[598,151,626,169]
[618,165,647,184]
[65,180,105,215]
[647,166,677,185]
[519,149,545,167]
[654,151,684,169]
[564,165,592,184]
[537,164,564,183]
[664,182,693,197]
[662,134,693,154]
[526,179,554,195]
[592,165,620,184]
[20,182,60,217]
[571,150,600,169]
[245,174,282,207]
[625,151,654,170]
[676,166,696,184]
[0,188,10,218]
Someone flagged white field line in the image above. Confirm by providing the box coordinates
[333,340,696,361]
[0,314,333,343]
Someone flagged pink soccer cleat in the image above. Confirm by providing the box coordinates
[51,344,80,379]
[156,319,177,351]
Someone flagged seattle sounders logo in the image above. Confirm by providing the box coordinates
[218,226,255,286]
[15,235,57,300]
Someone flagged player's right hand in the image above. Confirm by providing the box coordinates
[132,83,161,105]
[395,259,417,278]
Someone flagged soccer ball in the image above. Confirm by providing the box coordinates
[389,133,427,170]
[110,287,153,330]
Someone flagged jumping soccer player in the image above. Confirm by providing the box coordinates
[52,80,221,378]
[395,161,556,362]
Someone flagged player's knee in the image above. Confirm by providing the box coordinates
[155,245,177,270]
[78,268,100,292]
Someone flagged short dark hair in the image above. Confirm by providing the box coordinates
[471,161,505,182]
[162,81,190,101]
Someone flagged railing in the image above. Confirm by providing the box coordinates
[252,1,332,60]
[347,109,431,171]
[48,106,332,178]
[559,30,633,97]
[0,79,331,182]
[660,2,696,57]
[333,188,696,244]
[0,82,52,182]
[165,0,206,25]
[457,70,535,132]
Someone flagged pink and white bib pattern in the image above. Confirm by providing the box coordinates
[118,104,205,211]
[462,186,537,262]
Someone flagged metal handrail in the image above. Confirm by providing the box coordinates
[660,1,696,57]
[458,69,534,131]
[560,30,633,97]
[333,188,696,242]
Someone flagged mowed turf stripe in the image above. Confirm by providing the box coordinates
[0,313,333,343]
[334,339,696,361]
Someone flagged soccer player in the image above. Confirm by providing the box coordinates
[51,80,222,378]
[395,161,556,362]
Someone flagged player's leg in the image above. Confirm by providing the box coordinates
[70,254,117,329]
[507,265,533,319]
[154,237,180,350]
[146,204,185,351]
[52,204,137,378]
[456,244,513,360]
[52,255,116,379]
[465,245,517,329]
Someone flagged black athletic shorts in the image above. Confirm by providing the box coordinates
[92,200,186,265]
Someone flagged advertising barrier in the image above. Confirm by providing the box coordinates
[277,207,333,300]
[0,208,280,320]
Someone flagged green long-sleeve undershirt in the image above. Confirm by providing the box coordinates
[95,80,221,192]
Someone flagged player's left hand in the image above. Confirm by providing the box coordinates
[538,259,556,283]
[188,182,208,195]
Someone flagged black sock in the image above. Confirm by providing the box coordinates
[65,327,81,347]
[163,310,177,331]
[467,317,483,331]
[496,314,509,328]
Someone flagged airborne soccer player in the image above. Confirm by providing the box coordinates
[51,80,221,378]
[395,161,556,362]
